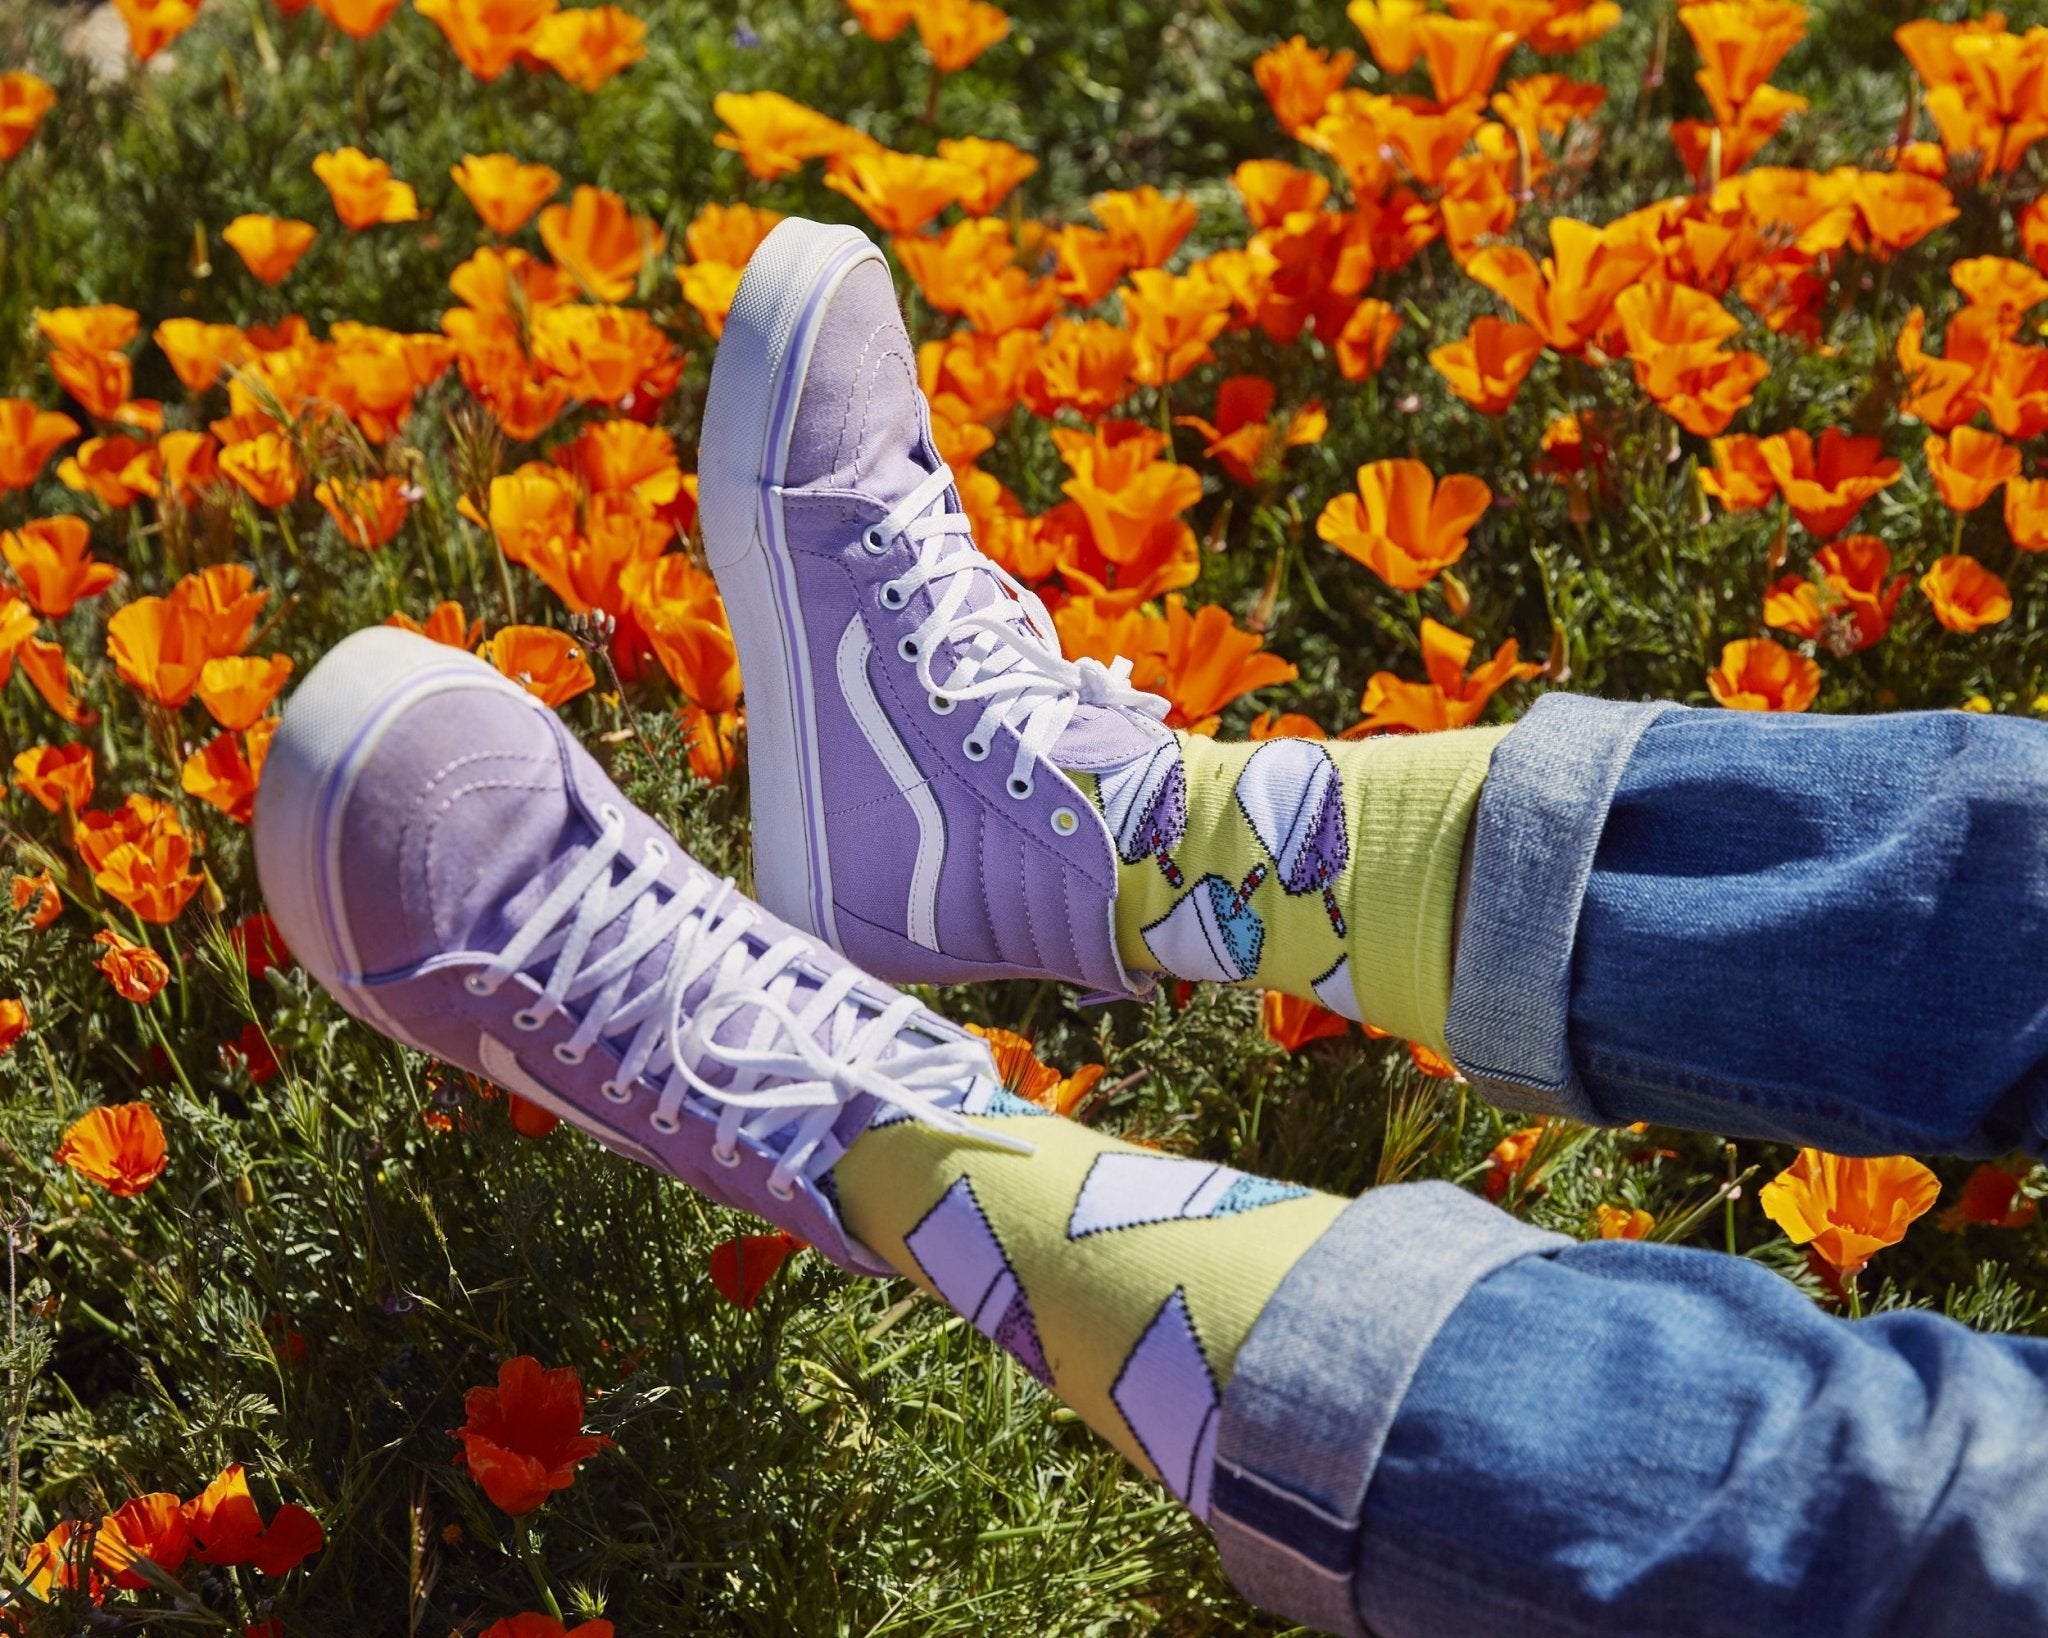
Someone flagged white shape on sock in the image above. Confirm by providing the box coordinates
[1113,1288,1221,1519]
[1235,738,1345,890]
[1312,954,1366,1023]
[1142,875,1264,983]
[1068,1152,1239,1238]
[905,1175,1020,1334]
[1096,738,1186,864]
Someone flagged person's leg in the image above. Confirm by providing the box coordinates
[1447,696,2048,1157]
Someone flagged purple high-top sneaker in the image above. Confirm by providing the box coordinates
[253,626,1030,1273]
[699,217,1171,997]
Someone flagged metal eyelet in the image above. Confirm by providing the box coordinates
[552,1042,587,1065]
[650,1111,682,1135]
[711,1142,742,1169]
[929,692,955,715]
[1007,774,1033,800]
[512,1007,545,1032]
[897,635,921,662]
[464,974,492,996]
[962,736,990,762]
[767,1179,796,1202]
[601,1079,632,1104]
[1050,806,1080,836]
[599,802,622,824]
[880,582,908,610]
[861,526,889,555]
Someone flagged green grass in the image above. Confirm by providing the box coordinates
[4,0,2048,1631]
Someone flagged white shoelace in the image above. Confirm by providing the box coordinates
[871,465,1169,798]
[464,807,1026,1197]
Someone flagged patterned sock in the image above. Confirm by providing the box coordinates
[1074,728,1508,1052]
[833,1096,1346,1519]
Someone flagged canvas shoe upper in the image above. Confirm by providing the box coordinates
[253,625,1029,1273]
[699,216,1170,997]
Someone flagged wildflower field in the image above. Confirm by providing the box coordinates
[3,0,2048,1628]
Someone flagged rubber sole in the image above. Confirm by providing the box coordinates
[699,216,885,954]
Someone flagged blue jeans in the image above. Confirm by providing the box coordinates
[1208,699,2048,1637]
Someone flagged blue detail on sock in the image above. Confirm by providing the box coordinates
[1212,1175,1311,1216]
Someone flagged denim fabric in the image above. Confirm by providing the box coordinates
[1357,1245,2048,1638]
[1210,1183,1564,1636]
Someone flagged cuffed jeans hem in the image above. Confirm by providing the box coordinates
[1445,694,1683,1122]
[1210,1182,1566,1637]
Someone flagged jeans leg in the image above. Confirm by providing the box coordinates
[1448,699,2048,1157]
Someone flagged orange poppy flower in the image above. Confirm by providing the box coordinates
[1924,426,2019,512]
[1952,255,2048,330]
[537,185,657,301]
[1756,428,1900,538]
[1671,83,1807,186]
[56,1102,168,1195]
[1490,72,1606,140]
[1759,1149,1939,1277]
[823,148,971,236]
[1249,711,1327,740]
[893,217,1014,316]
[1770,535,1908,654]
[638,555,738,707]
[1613,281,1768,437]
[1920,553,2011,633]
[0,999,23,1055]
[1019,318,1133,420]
[1048,223,1131,308]
[1415,13,1516,105]
[965,1023,1108,1116]
[153,318,248,394]
[1335,298,1402,382]
[960,265,1060,336]
[479,625,596,706]
[92,927,170,1002]
[1155,594,1299,735]
[1938,1163,2039,1232]
[182,726,268,824]
[0,71,55,163]
[847,0,916,40]
[1050,421,1201,577]
[527,5,646,91]
[1176,375,1325,486]
[1707,636,1819,712]
[311,474,411,550]
[1347,0,1426,75]
[1465,216,1658,354]
[1262,991,1351,1050]
[0,398,80,490]
[388,600,484,648]
[555,419,683,506]
[1977,340,2048,441]
[1595,1204,1655,1240]
[711,89,877,181]
[1483,1121,1546,1200]
[1680,1,1805,115]
[96,827,205,923]
[1429,316,1542,416]
[1317,459,1491,591]
[1849,171,1959,258]
[1497,0,1621,56]
[682,200,785,270]
[13,870,63,931]
[314,0,404,36]
[2005,475,2048,551]
[48,348,133,424]
[1249,35,1354,134]
[106,599,212,708]
[56,434,153,508]
[450,153,560,236]
[708,1230,806,1308]
[222,215,317,286]
[526,303,678,407]
[1122,267,1233,386]
[112,0,200,59]
[2,516,117,616]
[23,1519,109,1601]
[195,653,292,731]
[96,1494,192,1589]
[1093,185,1197,270]
[415,0,558,79]
[1699,433,1778,511]
[311,147,420,231]
[183,1464,325,1575]
[1355,618,1538,734]
[216,433,300,511]
[915,0,1008,72]
[452,1355,612,1515]
[17,633,91,725]
[12,741,94,812]
[1232,159,1331,231]
[933,135,1036,216]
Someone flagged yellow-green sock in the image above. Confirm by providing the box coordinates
[1077,727,1507,1051]
[834,1102,1346,1517]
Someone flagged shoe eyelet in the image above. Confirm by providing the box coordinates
[712,1142,742,1168]
[601,1079,632,1104]
[512,1007,545,1032]
[1007,774,1034,800]
[880,582,908,610]
[650,1111,682,1135]
[861,526,889,555]
[898,636,921,662]
[1050,806,1079,836]
[464,974,493,996]
[767,1178,796,1202]
[599,803,622,824]
[962,736,990,762]
[552,1042,587,1065]
[929,692,955,715]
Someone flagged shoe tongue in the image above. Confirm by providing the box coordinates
[1054,703,1173,772]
